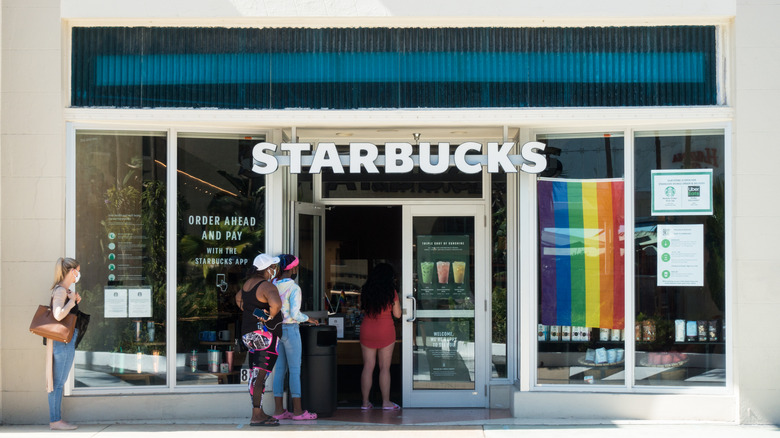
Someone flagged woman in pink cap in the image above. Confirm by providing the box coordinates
[271,254,320,421]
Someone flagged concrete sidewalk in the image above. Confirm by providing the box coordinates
[0,423,778,437]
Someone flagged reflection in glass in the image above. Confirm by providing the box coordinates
[634,130,725,387]
[412,216,475,390]
[74,131,167,387]
[536,133,626,386]
[322,166,482,199]
[176,135,265,385]
[297,213,320,312]
[491,173,508,378]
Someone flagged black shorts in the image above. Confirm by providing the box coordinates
[249,332,279,372]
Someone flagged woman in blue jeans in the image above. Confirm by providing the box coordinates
[271,254,319,421]
[48,257,83,430]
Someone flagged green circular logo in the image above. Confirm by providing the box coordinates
[661,239,671,248]
[661,253,671,262]
[108,253,116,260]
[108,264,116,271]
[108,232,116,240]
[665,186,676,197]
[662,270,671,279]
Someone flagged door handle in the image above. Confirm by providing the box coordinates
[406,295,417,322]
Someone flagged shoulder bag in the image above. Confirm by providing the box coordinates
[29,300,77,344]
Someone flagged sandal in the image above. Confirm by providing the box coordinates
[250,416,280,427]
[292,410,317,420]
[382,402,401,410]
[273,410,293,420]
[361,402,374,410]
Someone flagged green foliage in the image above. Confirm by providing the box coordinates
[491,184,508,345]
[492,285,507,344]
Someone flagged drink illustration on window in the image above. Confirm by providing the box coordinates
[417,235,471,305]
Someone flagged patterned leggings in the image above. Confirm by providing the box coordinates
[248,341,279,408]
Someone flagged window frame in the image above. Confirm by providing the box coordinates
[67,124,273,395]
[526,123,732,395]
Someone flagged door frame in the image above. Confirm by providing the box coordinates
[401,203,490,408]
[293,201,327,313]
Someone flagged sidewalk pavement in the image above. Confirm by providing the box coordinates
[0,423,778,437]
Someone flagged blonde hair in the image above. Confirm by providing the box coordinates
[52,257,80,289]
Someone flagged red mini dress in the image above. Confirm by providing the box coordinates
[359,291,398,349]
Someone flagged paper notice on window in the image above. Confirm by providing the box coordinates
[128,287,153,318]
[657,224,704,287]
[104,287,128,318]
[328,316,344,338]
[651,169,713,216]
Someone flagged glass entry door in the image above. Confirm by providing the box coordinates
[294,202,325,312]
[402,204,487,407]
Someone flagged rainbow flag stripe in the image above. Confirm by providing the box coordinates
[538,179,625,330]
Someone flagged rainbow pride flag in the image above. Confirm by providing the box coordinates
[538,178,625,330]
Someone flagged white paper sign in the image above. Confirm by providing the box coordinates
[328,316,344,338]
[651,169,713,216]
[104,288,128,318]
[657,224,704,287]
[128,287,153,318]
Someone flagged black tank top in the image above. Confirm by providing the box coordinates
[241,279,283,337]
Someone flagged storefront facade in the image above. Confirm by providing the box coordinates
[2,0,778,425]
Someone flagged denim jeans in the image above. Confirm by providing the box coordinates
[48,328,78,422]
[273,324,302,398]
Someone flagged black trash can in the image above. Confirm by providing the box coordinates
[300,324,338,417]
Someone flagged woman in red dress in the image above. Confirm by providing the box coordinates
[359,263,402,410]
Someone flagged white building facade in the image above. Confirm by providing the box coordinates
[1,0,778,425]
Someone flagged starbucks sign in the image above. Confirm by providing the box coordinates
[251,141,548,175]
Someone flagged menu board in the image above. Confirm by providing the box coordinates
[416,235,470,302]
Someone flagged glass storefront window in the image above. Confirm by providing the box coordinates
[535,133,626,386]
[297,172,314,204]
[74,130,167,387]
[176,134,266,386]
[634,130,725,387]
